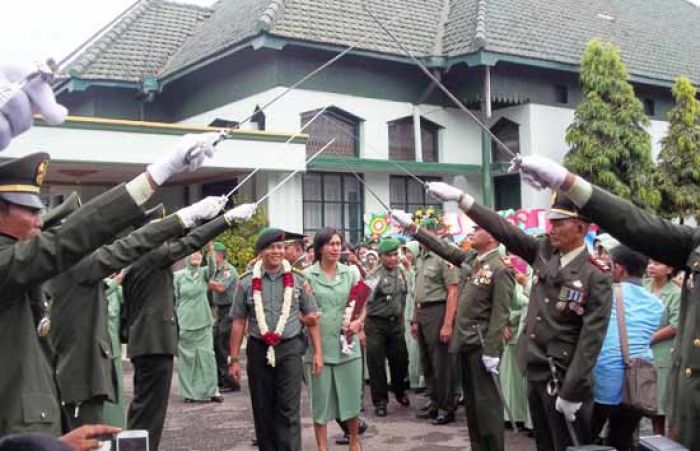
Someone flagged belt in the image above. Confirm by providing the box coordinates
[417,301,446,308]
[367,315,401,322]
[249,334,302,345]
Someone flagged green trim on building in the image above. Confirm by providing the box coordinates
[308,155,480,175]
[66,78,140,92]
[33,116,308,144]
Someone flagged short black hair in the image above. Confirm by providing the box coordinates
[610,245,648,278]
[313,227,344,262]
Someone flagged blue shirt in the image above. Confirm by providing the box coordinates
[594,282,663,405]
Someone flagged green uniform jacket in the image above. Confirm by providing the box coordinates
[643,279,681,369]
[366,265,408,319]
[0,184,145,436]
[304,262,360,364]
[174,266,214,331]
[123,216,231,358]
[578,187,700,448]
[210,262,237,307]
[46,215,184,404]
[413,243,461,305]
[468,202,612,403]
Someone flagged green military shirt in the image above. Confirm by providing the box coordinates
[451,248,515,356]
[366,265,408,319]
[210,261,238,306]
[174,264,215,331]
[643,279,681,369]
[414,248,461,304]
[231,267,317,340]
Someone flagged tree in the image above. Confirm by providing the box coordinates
[215,197,268,273]
[564,40,660,211]
[654,77,700,222]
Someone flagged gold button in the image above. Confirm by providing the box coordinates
[686,368,693,378]
[40,412,46,419]
[530,334,536,339]
[536,316,542,322]
[563,351,568,357]
[544,298,550,304]
[694,338,700,348]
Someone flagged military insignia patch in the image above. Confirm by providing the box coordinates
[35,159,49,186]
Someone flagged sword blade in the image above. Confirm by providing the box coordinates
[340,159,392,212]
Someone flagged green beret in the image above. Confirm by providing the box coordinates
[213,241,227,252]
[378,238,400,254]
[420,218,438,230]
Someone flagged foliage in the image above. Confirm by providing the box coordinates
[654,77,700,221]
[215,197,268,273]
[564,40,660,211]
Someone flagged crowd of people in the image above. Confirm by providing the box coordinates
[0,63,698,451]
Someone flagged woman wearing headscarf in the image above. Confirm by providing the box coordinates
[174,251,221,402]
[304,228,364,451]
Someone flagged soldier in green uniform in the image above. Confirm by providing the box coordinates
[393,212,514,450]
[229,228,322,451]
[427,181,613,451]
[410,219,461,425]
[515,154,700,449]
[364,238,410,417]
[123,202,256,450]
[0,130,219,439]
[285,235,308,269]
[207,241,239,392]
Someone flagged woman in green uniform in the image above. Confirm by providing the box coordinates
[103,271,126,427]
[174,251,221,402]
[644,259,681,435]
[305,228,363,451]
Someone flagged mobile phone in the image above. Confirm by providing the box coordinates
[116,430,149,451]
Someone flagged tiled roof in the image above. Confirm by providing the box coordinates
[67,0,700,85]
[67,0,212,82]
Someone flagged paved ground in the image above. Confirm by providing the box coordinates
[123,360,538,450]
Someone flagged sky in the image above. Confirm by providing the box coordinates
[0,0,217,66]
[1,0,699,67]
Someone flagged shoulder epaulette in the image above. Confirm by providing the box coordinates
[292,267,307,278]
[239,270,252,279]
[588,255,610,272]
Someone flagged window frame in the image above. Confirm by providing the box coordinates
[389,175,442,213]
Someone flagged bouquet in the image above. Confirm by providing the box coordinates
[340,279,375,355]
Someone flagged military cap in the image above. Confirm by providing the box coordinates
[378,237,400,254]
[213,241,227,252]
[547,190,590,222]
[0,152,49,210]
[255,227,304,253]
[420,217,438,230]
[42,191,81,229]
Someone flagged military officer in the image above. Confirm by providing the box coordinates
[393,212,514,450]
[46,197,227,430]
[122,202,256,450]
[364,237,410,417]
[229,228,322,451]
[207,241,240,392]
[514,155,700,450]
[427,182,613,451]
[285,235,308,269]
[410,219,461,425]
[0,131,218,438]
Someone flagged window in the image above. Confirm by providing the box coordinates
[554,84,568,104]
[303,172,364,244]
[388,117,440,162]
[389,175,441,214]
[300,107,360,157]
[643,98,655,116]
[490,118,520,163]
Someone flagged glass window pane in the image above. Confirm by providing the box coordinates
[304,202,323,230]
[344,203,362,231]
[407,179,424,204]
[303,174,322,200]
[323,203,342,228]
[323,175,342,201]
[389,177,406,205]
[344,176,361,199]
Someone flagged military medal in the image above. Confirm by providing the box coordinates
[555,301,567,312]
[37,316,51,337]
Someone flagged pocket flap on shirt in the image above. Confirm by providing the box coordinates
[22,393,59,424]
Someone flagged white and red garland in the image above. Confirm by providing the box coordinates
[252,259,294,367]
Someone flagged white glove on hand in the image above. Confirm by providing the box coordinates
[224,203,257,223]
[481,355,500,375]
[555,396,582,422]
[509,155,568,191]
[147,132,221,185]
[426,181,463,202]
[390,209,414,228]
[0,64,67,150]
[176,196,227,228]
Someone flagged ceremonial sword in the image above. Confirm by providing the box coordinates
[476,324,519,433]
[340,159,392,212]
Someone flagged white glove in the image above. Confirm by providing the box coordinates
[224,203,257,223]
[0,63,67,150]
[390,209,414,228]
[555,396,582,422]
[175,196,227,228]
[147,132,222,185]
[509,155,568,191]
[426,182,474,211]
[481,355,500,375]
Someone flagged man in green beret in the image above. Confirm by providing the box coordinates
[229,228,322,451]
[365,237,410,417]
[207,241,240,392]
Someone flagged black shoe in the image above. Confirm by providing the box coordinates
[420,399,434,411]
[359,418,368,434]
[184,398,195,403]
[335,434,350,445]
[219,383,240,393]
[395,393,410,407]
[432,412,455,425]
[210,395,223,403]
[416,409,437,420]
[453,394,464,408]
[375,406,387,417]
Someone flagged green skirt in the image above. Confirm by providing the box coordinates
[656,365,671,415]
[103,354,126,427]
[306,358,362,423]
[177,327,219,400]
[500,342,530,424]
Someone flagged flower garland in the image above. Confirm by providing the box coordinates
[252,259,294,367]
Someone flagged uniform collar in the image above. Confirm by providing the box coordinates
[560,244,587,268]
[477,247,500,263]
